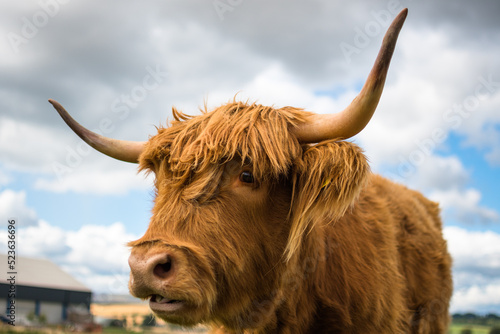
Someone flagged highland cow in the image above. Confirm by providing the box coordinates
[49,9,452,333]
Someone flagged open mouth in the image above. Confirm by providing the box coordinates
[149,294,185,313]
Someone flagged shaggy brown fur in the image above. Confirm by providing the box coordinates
[127,100,452,333]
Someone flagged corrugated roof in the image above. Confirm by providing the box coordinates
[0,254,91,292]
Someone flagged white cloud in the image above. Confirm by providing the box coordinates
[19,220,69,256]
[444,226,500,312]
[401,155,470,192]
[451,284,500,313]
[431,189,499,225]
[62,222,136,293]
[0,117,68,173]
[0,189,38,227]
[454,76,500,167]
[445,226,500,270]
[378,153,499,227]
[0,220,138,294]
[65,222,134,275]
[238,63,339,111]
[34,165,152,195]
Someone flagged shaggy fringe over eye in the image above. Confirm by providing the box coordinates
[139,98,310,187]
[286,140,370,261]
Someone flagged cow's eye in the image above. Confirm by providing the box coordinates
[239,171,255,184]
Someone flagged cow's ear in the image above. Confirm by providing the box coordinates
[286,140,370,261]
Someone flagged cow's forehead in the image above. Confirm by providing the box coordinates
[139,101,310,181]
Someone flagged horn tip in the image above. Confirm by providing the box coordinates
[397,8,408,23]
[48,99,59,107]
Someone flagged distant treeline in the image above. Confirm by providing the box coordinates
[453,313,500,326]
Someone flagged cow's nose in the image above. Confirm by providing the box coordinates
[128,251,175,297]
[152,254,173,278]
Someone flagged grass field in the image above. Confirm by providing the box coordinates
[0,323,496,333]
[98,324,499,333]
[2,303,498,334]
[448,324,493,334]
[91,303,500,333]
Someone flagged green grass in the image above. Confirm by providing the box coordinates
[448,324,492,334]
[0,321,496,333]
[99,324,492,334]
[98,323,497,334]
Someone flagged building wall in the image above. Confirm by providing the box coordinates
[14,300,36,323]
[0,284,91,324]
[40,301,63,324]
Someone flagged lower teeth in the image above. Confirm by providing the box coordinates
[153,295,164,303]
[153,295,181,304]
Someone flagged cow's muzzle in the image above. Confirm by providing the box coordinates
[128,246,187,312]
[127,241,217,325]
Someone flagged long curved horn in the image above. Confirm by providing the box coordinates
[294,8,408,143]
[49,99,145,163]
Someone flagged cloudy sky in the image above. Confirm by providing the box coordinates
[1,0,499,314]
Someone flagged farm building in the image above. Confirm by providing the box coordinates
[0,254,92,324]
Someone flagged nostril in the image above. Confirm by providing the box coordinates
[153,256,173,279]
